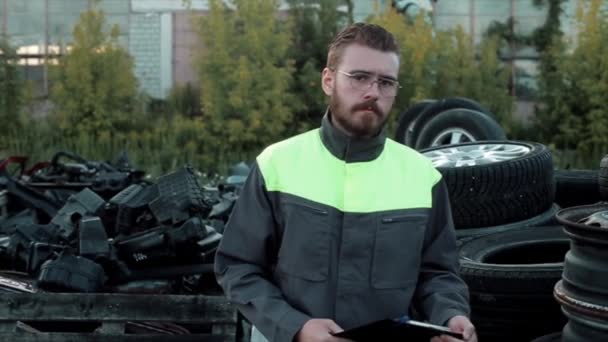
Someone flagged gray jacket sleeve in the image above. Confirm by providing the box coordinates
[214,162,310,342]
[412,178,471,326]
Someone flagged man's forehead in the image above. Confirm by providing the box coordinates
[339,44,399,77]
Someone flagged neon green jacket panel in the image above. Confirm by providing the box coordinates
[258,128,441,213]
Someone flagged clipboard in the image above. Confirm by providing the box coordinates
[332,316,464,341]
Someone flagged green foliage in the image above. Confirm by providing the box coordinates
[368,4,434,126]
[535,0,608,159]
[432,29,514,131]
[5,113,219,177]
[472,36,516,130]
[485,17,532,47]
[368,4,515,133]
[50,7,140,138]
[0,39,25,136]
[531,0,567,51]
[194,0,295,165]
[167,83,201,118]
[286,0,352,131]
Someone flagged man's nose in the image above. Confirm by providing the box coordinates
[363,81,381,99]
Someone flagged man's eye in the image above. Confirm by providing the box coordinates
[352,74,370,81]
[379,79,395,88]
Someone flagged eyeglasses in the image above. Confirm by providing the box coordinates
[335,70,401,97]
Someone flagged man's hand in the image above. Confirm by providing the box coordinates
[295,318,353,342]
[430,315,477,342]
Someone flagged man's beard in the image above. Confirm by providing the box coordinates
[329,89,388,138]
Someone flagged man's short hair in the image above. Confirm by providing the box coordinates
[326,22,399,69]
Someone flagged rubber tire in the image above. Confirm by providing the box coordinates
[393,99,435,146]
[421,141,555,229]
[599,154,608,200]
[409,97,493,150]
[414,108,506,149]
[554,169,600,208]
[456,203,560,242]
[530,332,562,342]
[459,226,569,342]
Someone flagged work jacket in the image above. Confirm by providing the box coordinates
[214,112,470,342]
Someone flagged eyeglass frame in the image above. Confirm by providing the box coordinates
[332,69,402,97]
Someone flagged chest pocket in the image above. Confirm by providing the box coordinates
[277,200,330,281]
[371,214,427,289]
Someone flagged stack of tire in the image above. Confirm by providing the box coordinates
[396,98,608,211]
[397,97,608,341]
[419,140,568,341]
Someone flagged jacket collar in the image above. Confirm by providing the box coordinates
[319,108,387,163]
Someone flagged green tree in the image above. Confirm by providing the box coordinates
[167,83,201,118]
[535,0,608,158]
[368,4,433,117]
[474,36,514,129]
[531,0,567,51]
[286,0,352,132]
[431,29,513,130]
[0,39,25,136]
[194,0,295,165]
[51,6,139,138]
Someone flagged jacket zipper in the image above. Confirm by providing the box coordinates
[334,138,350,319]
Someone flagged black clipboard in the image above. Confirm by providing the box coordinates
[332,317,464,341]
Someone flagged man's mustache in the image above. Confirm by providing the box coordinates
[352,100,381,116]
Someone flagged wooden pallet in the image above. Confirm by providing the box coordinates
[0,292,237,341]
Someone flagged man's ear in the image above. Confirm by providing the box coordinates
[321,68,334,96]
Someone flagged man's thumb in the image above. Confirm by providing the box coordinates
[463,324,475,339]
[326,320,343,334]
